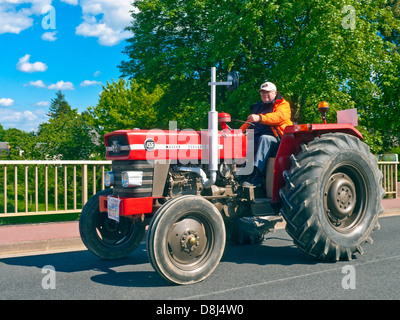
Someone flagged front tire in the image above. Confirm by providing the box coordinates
[79,189,146,259]
[147,195,226,285]
[280,133,384,261]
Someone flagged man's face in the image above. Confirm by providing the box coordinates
[260,90,277,103]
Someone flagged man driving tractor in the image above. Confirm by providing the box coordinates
[240,81,293,187]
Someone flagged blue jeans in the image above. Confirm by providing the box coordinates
[254,134,279,172]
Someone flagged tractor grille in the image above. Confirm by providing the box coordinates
[106,135,130,157]
[112,160,154,198]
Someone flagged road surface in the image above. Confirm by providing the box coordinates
[1,215,399,301]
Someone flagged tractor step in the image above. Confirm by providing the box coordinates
[250,197,277,216]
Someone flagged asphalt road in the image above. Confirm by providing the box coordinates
[1,215,399,301]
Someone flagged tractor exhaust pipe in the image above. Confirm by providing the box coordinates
[179,67,238,188]
[206,67,219,188]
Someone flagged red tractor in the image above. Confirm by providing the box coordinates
[79,68,384,285]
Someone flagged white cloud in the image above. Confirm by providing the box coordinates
[0,98,14,107]
[42,31,57,41]
[27,80,76,90]
[48,80,74,90]
[60,0,78,4]
[75,0,133,46]
[23,110,37,121]
[2,110,36,122]
[0,0,53,35]
[1,1,134,45]
[0,108,49,132]
[35,101,50,107]
[93,70,101,77]
[0,7,33,34]
[80,80,102,87]
[28,80,46,88]
[17,54,48,73]
[76,22,129,46]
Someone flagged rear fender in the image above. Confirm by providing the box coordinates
[272,124,363,204]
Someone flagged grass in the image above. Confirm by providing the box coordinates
[0,192,81,225]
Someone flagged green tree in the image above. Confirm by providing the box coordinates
[370,0,400,151]
[38,92,98,160]
[2,128,39,159]
[47,90,73,118]
[88,78,164,136]
[0,123,4,141]
[120,0,400,151]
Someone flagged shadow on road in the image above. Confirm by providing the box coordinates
[0,232,322,288]
[91,271,171,288]
[222,235,318,266]
[0,244,149,273]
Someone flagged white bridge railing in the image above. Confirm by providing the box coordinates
[378,161,398,199]
[0,160,111,217]
[0,159,397,217]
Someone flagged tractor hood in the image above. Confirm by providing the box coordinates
[104,129,247,162]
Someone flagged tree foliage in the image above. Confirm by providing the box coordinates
[88,78,164,136]
[119,0,400,153]
[38,92,98,160]
[0,91,99,160]
[1,129,40,160]
[46,90,73,119]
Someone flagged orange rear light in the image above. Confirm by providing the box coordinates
[318,101,329,110]
[293,124,312,132]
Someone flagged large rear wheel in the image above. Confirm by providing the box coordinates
[147,195,226,285]
[280,133,384,261]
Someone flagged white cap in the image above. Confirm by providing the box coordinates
[259,81,277,92]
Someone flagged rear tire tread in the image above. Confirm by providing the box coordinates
[280,133,384,261]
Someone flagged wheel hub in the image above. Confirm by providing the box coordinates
[167,216,207,264]
[180,229,200,253]
[95,213,136,245]
[325,173,356,225]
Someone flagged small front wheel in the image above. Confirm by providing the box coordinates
[147,195,226,285]
[79,189,146,259]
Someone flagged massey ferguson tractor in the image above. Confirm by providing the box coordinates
[79,67,384,285]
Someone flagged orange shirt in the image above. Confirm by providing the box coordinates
[240,97,293,137]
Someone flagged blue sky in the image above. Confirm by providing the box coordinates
[0,0,133,132]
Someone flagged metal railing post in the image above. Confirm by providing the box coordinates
[3,165,7,214]
[82,164,88,207]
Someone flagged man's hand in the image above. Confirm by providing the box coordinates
[247,114,262,123]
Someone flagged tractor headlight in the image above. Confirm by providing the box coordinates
[104,171,114,187]
[121,171,143,187]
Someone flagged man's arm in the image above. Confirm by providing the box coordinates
[259,99,291,126]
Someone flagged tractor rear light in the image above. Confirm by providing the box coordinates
[318,101,329,124]
[121,171,143,187]
[293,124,312,132]
[104,171,114,187]
[218,112,231,123]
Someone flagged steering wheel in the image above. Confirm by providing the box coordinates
[229,119,257,129]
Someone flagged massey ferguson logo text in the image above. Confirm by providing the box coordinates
[143,122,255,175]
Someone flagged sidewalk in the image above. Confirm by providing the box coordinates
[0,198,399,257]
[0,221,84,256]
